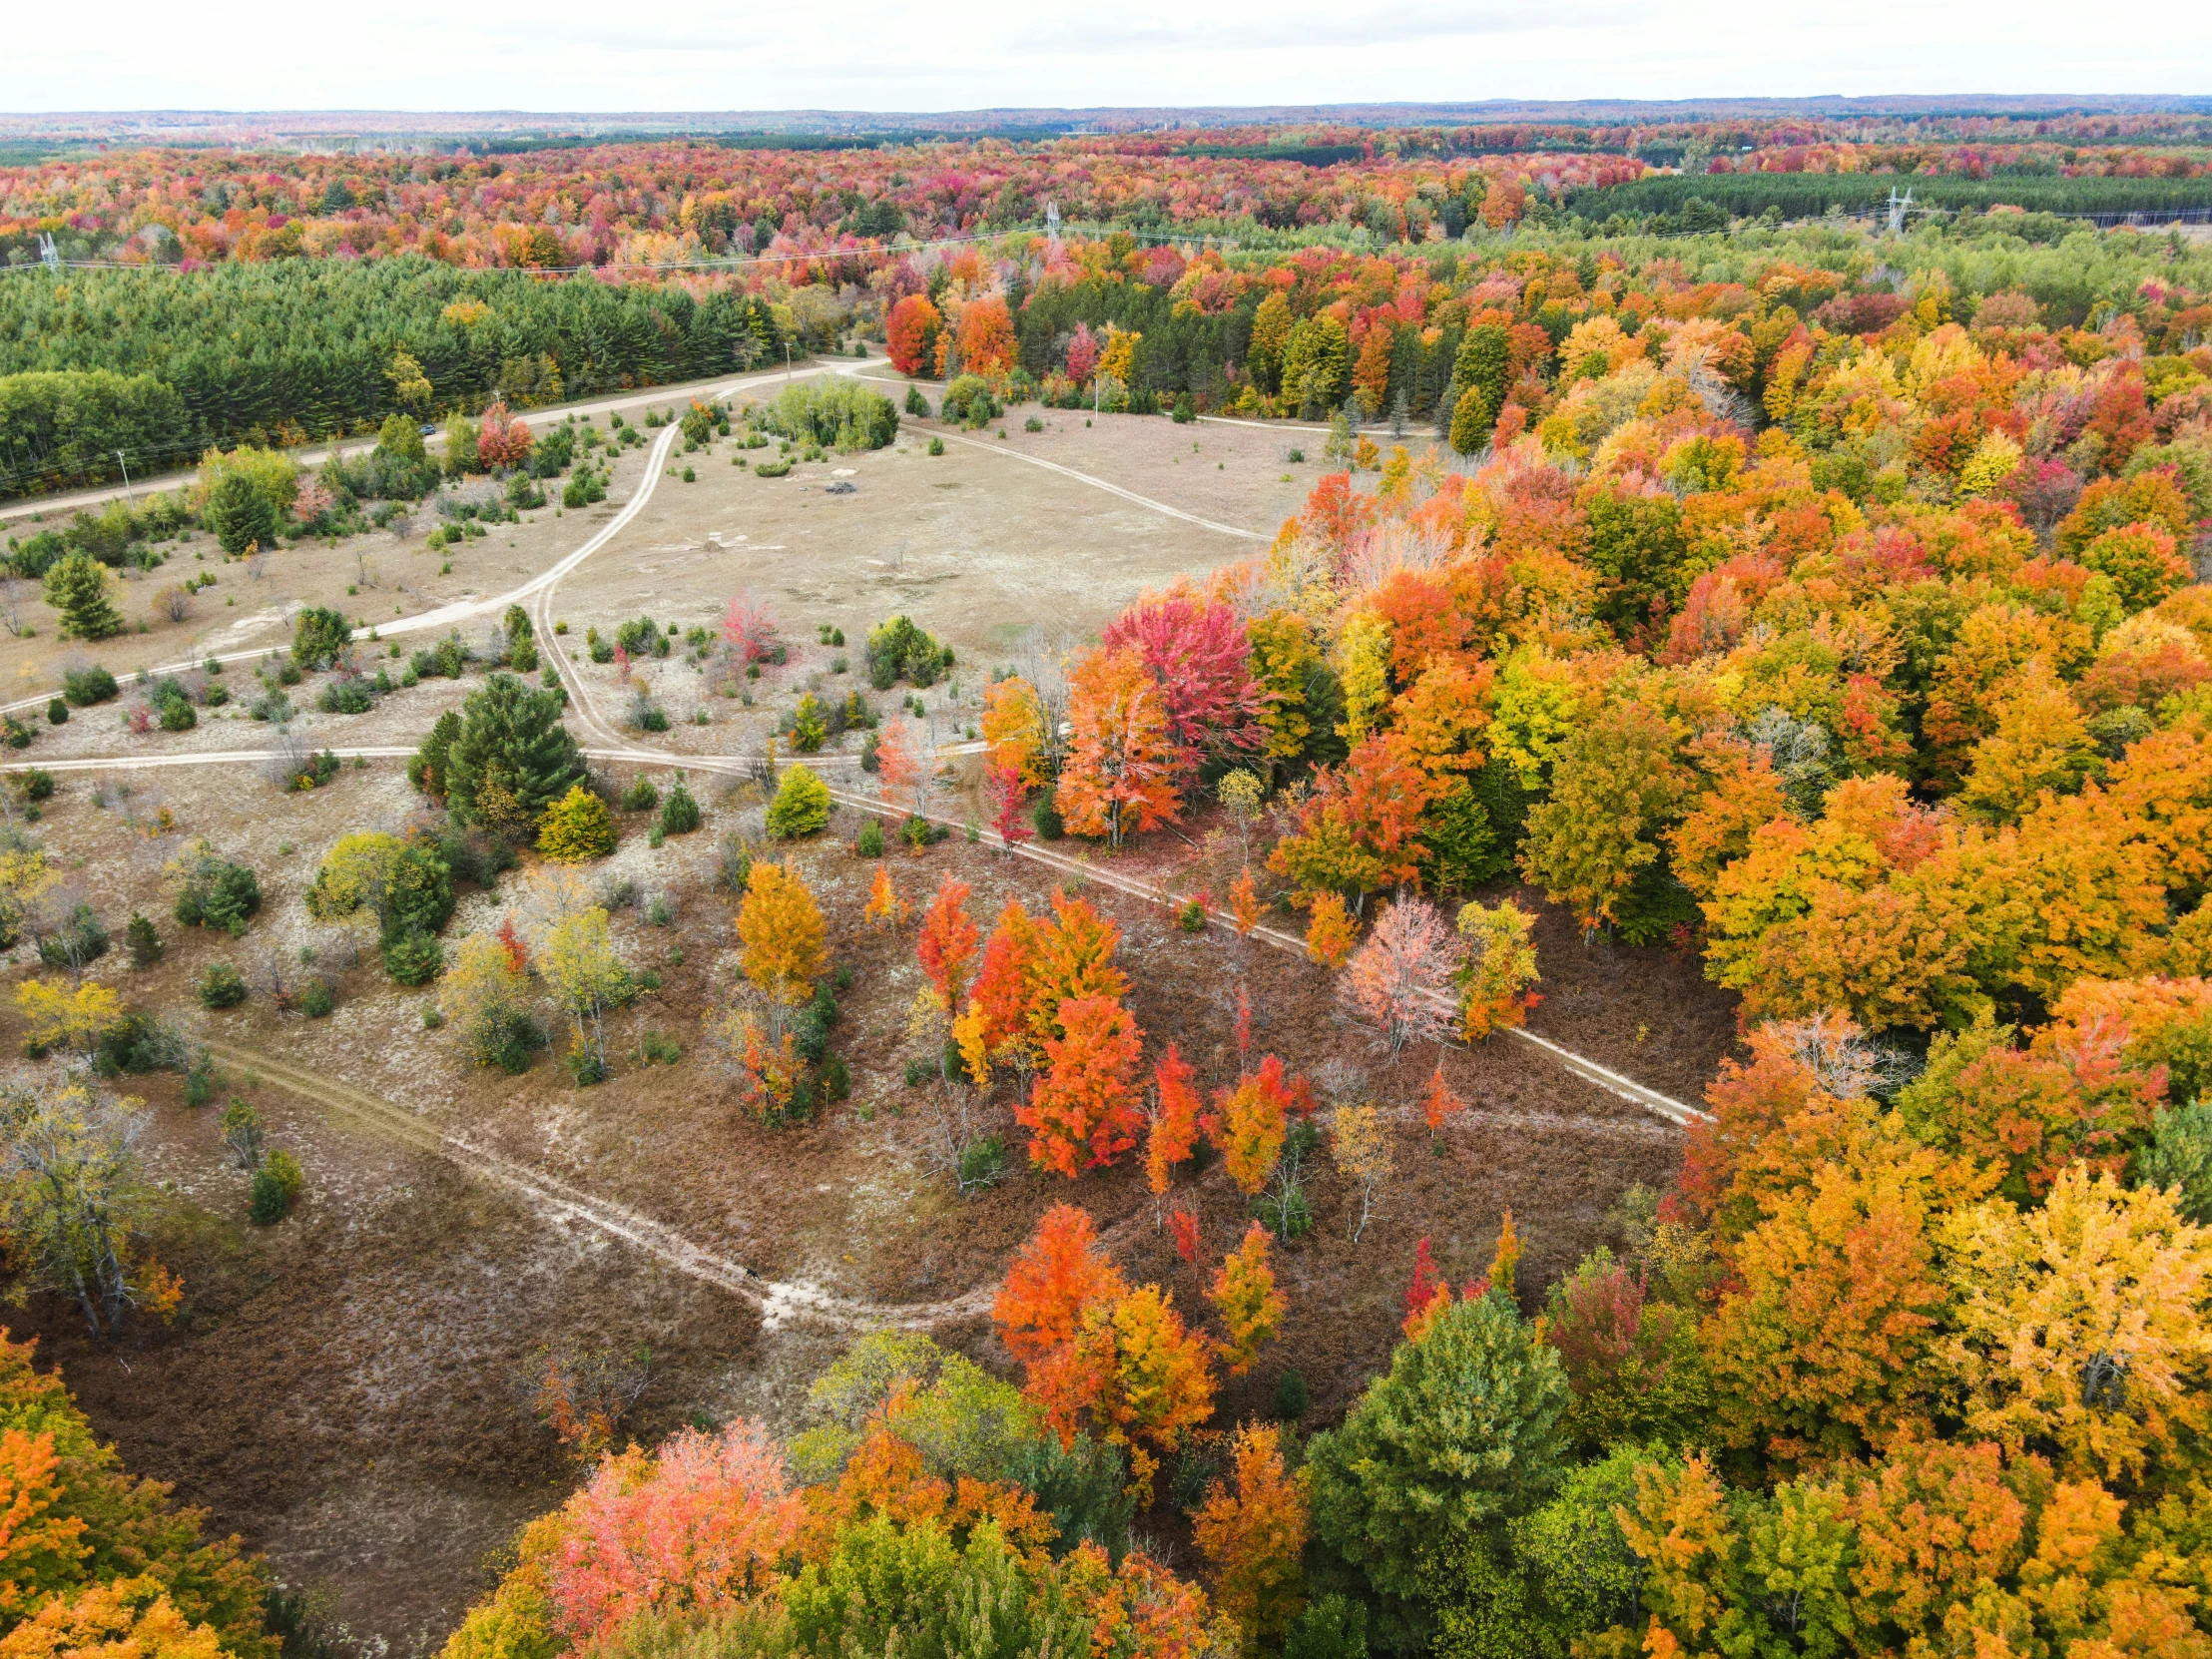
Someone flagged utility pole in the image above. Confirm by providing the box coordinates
[115,451,134,506]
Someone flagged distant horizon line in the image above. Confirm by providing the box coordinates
[6,93,2212,130]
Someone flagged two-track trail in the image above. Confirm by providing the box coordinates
[3,374,1706,1328]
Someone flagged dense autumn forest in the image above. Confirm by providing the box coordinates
[0,108,2210,1659]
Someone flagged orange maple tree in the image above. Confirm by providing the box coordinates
[1018,996,1146,1177]
[914,874,980,1008]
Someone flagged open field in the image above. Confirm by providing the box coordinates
[0,383,1728,1654]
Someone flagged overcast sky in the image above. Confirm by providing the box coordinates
[5,0,2208,114]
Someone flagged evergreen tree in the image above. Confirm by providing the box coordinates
[41,554,124,642]
[443,674,585,836]
[205,470,280,555]
[1306,1295,1568,1652]
[537,785,616,861]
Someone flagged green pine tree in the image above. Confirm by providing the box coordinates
[205,470,281,555]
[1305,1295,1567,1652]
[41,554,124,642]
[444,674,585,834]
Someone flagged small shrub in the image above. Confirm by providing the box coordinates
[198,961,248,1009]
[712,833,753,893]
[538,784,617,861]
[957,1136,1007,1195]
[299,980,334,1018]
[660,777,701,835]
[382,929,443,986]
[248,1151,303,1225]
[125,912,162,967]
[62,665,118,707]
[900,815,947,849]
[92,1012,186,1078]
[1254,1178,1315,1241]
[15,769,52,803]
[1178,898,1207,933]
[36,903,109,975]
[819,1055,851,1101]
[175,850,262,935]
[249,1170,290,1225]
[621,776,660,812]
[1032,795,1065,839]
[291,607,352,670]
[1024,415,1044,433]
[1273,1369,1311,1421]
[45,699,66,727]
[926,437,944,456]
[766,765,832,839]
[856,818,884,858]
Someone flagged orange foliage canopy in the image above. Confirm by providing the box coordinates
[1019,996,1146,1178]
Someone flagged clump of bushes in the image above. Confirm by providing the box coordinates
[249,1150,305,1225]
[197,961,248,1009]
[865,615,951,690]
[174,844,262,936]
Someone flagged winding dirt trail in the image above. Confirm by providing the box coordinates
[200,1037,996,1333]
[0,376,1707,1323]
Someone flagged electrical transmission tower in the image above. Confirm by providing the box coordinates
[1886,187,1914,237]
[38,233,59,273]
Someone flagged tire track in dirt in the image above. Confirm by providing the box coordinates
[928,428,1269,541]
[199,1038,996,1333]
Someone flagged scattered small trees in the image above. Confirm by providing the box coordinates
[1193,1421,1310,1648]
[14,978,124,1056]
[441,928,540,1072]
[914,874,980,1008]
[737,861,828,1022]
[1456,898,1540,1038]
[1209,1221,1288,1374]
[1332,1104,1394,1241]
[1019,996,1145,1177]
[533,890,632,1084]
[1056,647,1182,848]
